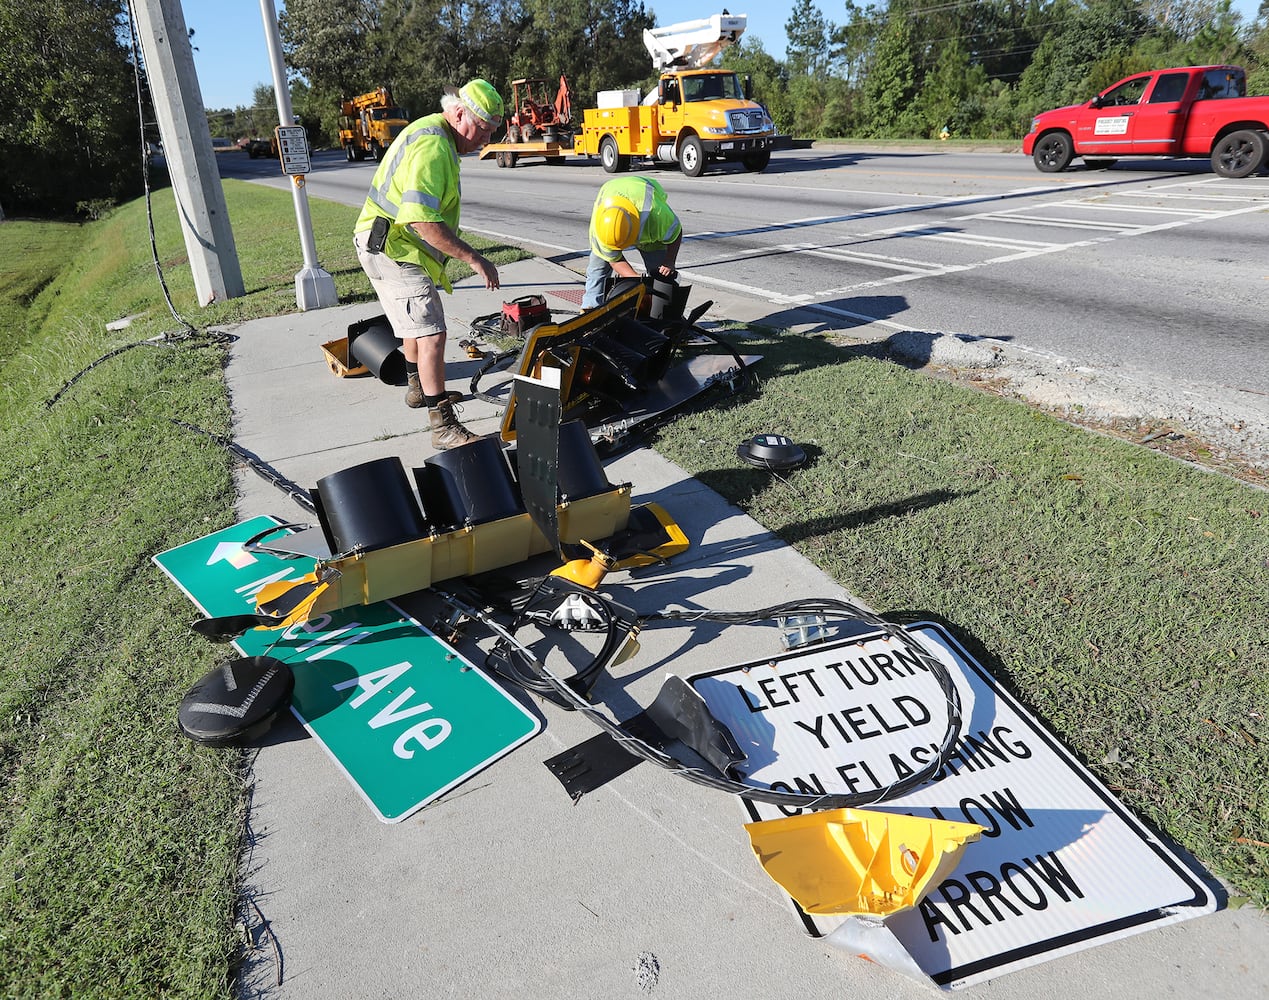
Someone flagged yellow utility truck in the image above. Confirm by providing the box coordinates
[481,12,775,176]
[339,87,409,162]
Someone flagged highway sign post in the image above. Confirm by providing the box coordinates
[155,517,540,822]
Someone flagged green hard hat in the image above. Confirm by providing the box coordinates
[459,79,503,124]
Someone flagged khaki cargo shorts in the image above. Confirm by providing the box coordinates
[354,232,446,338]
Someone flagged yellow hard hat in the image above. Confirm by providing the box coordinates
[596,201,637,250]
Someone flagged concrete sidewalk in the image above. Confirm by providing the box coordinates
[220,257,1268,999]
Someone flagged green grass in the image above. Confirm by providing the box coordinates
[0,219,84,358]
[1,179,1266,996]
[0,183,526,998]
[652,329,1269,906]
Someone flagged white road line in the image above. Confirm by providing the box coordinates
[983,214,1146,232]
[818,240,1100,296]
[1044,202,1220,217]
[469,187,1267,308]
[467,226,576,254]
[798,247,942,272]
[811,197,1265,296]
[679,268,812,303]
[1103,199,1268,236]
[915,232,1063,251]
[1121,189,1269,203]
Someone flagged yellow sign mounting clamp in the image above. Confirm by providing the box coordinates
[744,808,984,917]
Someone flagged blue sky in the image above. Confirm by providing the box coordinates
[178,1,1260,111]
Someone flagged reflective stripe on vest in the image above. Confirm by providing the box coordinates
[636,180,655,236]
[365,124,453,267]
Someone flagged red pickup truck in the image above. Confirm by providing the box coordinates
[1023,65,1269,178]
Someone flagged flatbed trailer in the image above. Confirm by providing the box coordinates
[479,140,574,168]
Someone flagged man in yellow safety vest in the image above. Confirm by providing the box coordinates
[353,79,503,449]
[582,176,683,309]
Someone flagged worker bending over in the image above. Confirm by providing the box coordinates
[353,78,503,450]
[582,176,682,309]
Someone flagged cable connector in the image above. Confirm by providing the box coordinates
[548,593,607,630]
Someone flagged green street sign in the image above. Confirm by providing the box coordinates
[154,517,541,822]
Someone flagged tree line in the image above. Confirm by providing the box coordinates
[4,0,1269,218]
[741,0,1269,140]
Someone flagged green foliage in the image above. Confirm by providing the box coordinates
[279,0,381,98]
[276,0,656,132]
[861,7,920,137]
[0,0,143,217]
[502,0,656,109]
[12,0,1269,221]
[1016,0,1160,116]
[785,0,832,78]
[1249,17,1269,92]
[914,40,990,138]
[834,1,886,89]
[722,38,793,132]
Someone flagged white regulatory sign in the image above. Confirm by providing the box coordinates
[690,622,1216,991]
[275,125,310,175]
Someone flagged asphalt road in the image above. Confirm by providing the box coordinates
[217,143,1269,420]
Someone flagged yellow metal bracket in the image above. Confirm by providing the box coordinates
[744,808,984,917]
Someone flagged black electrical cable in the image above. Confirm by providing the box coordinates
[172,420,318,515]
[126,1,196,337]
[481,579,634,709]
[468,348,521,405]
[437,589,965,811]
[45,2,233,410]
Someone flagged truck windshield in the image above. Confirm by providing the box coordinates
[371,108,404,120]
[682,74,743,102]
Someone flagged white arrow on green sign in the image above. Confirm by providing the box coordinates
[154,516,541,823]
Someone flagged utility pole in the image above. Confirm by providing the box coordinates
[131,0,244,305]
[259,0,338,310]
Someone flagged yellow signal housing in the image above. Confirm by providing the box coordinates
[744,808,984,917]
[550,502,689,589]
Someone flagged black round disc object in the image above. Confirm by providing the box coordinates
[737,434,807,471]
[177,656,295,747]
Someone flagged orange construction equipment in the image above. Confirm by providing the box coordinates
[338,87,409,162]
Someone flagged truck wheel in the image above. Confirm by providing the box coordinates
[369,140,382,162]
[742,150,770,172]
[1033,132,1073,172]
[1211,129,1267,178]
[600,136,626,173]
[679,135,705,177]
[344,145,354,162]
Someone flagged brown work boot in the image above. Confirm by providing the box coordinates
[429,398,480,450]
[405,372,425,408]
[405,373,463,409]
